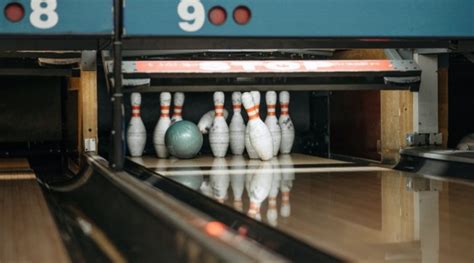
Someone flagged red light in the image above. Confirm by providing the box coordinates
[233,6,251,25]
[208,6,227,26]
[205,221,226,236]
[4,3,24,23]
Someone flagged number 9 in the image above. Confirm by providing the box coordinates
[177,0,205,32]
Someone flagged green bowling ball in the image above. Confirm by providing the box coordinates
[165,120,203,159]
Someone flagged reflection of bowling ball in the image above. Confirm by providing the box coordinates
[169,173,203,190]
[165,121,203,159]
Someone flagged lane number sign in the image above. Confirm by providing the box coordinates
[30,0,59,29]
[177,0,205,32]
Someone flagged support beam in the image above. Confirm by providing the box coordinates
[80,71,98,153]
[413,54,439,133]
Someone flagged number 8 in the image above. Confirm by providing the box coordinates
[30,0,59,29]
[178,0,205,32]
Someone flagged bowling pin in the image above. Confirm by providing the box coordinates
[247,162,273,220]
[279,91,295,154]
[242,92,273,161]
[279,154,295,218]
[198,109,229,134]
[229,92,246,155]
[209,92,230,157]
[245,91,261,159]
[153,92,172,158]
[265,91,282,156]
[210,158,230,203]
[230,155,247,212]
[171,92,185,124]
[126,93,147,157]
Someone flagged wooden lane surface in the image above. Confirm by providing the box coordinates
[132,154,474,262]
[0,158,70,263]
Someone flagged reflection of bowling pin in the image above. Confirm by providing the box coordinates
[279,91,295,154]
[171,92,185,124]
[127,93,147,157]
[267,158,281,226]
[279,154,295,217]
[200,178,213,197]
[209,92,229,157]
[198,109,229,134]
[210,158,230,203]
[247,162,273,220]
[265,91,282,156]
[229,92,246,155]
[230,155,247,212]
[242,92,273,161]
[245,91,261,159]
[153,92,172,158]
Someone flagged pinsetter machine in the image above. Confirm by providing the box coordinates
[1,0,474,262]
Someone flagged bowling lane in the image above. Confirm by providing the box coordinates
[0,158,70,263]
[129,154,474,262]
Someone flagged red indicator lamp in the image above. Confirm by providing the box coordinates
[208,6,227,26]
[205,221,226,236]
[233,6,251,25]
[4,2,24,23]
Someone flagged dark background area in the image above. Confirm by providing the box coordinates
[0,77,62,142]
[448,55,474,148]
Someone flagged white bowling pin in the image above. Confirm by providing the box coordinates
[153,92,172,158]
[171,92,185,124]
[265,91,282,156]
[279,154,295,217]
[247,162,273,220]
[245,91,261,159]
[209,92,230,157]
[242,92,273,161]
[279,91,295,154]
[229,92,246,155]
[230,155,247,212]
[210,158,230,203]
[126,93,147,157]
[198,109,229,134]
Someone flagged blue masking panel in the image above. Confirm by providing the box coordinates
[124,0,474,38]
[0,0,113,35]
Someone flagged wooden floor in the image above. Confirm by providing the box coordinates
[0,158,70,262]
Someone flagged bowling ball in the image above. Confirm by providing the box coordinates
[165,120,203,159]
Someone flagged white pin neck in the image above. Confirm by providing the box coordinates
[250,91,261,105]
[266,91,277,105]
[131,93,141,117]
[266,91,277,116]
[173,92,185,106]
[160,92,172,106]
[242,92,259,121]
[279,91,290,104]
[160,92,171,117]
[214,91,225,105]
[251,91,260,114]
[172,92,184,118]
[214,91,225,117]
[232,92,242,112]
[279,91,290,116]
[131,92,142,106]
[242,92,255,111]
